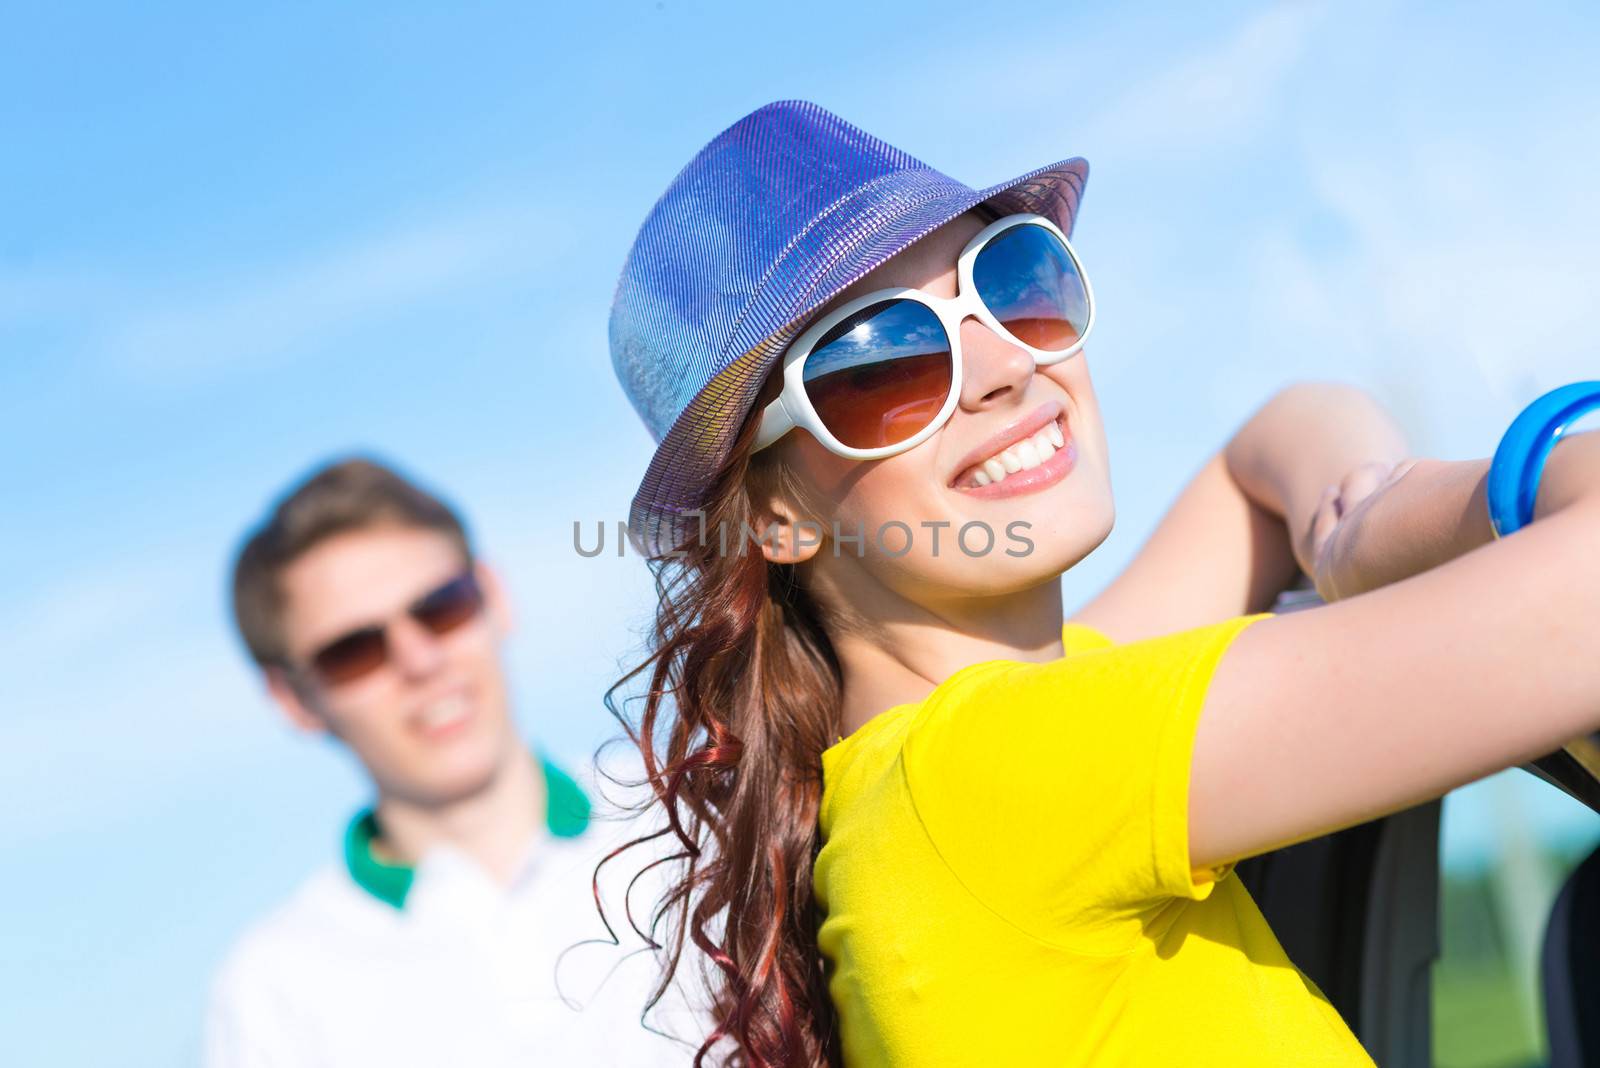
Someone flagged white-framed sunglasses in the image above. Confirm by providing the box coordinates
[751,211,1095,459]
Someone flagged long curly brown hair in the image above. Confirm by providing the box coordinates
[597,389,847,1067]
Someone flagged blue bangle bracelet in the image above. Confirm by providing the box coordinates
[1486,380,1600,538]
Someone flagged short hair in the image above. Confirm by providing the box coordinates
[230,453,474,667]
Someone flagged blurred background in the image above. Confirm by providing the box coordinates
[3,1,1598,1065]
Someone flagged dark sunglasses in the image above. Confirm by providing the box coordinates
[751,211,1094,458]
[292,571,486,687]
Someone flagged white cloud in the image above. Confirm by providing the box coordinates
[1293,119,1600,449]
[1085,2,1329,157]
[5,555,197,674]
[0,483,660,851]
[0,269,104,328]
[95,199,562,381]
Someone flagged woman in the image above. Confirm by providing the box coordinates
[602,100,1600,1066]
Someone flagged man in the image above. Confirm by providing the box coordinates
[206,454,698,1067]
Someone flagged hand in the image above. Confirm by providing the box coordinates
[1300,458,1421,602]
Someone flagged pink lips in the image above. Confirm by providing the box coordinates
[956,433,1076,499]
[412,687,476,743]
[949,401,1077,499]
[949,401,1064,486]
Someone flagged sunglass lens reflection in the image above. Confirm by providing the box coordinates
[802,299,953,450]
[972,224,1089,352]
[311,627,388,686]
[411,573,484,635]
[308,573,484,687]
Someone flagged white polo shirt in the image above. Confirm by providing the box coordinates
[204,754,706,1067]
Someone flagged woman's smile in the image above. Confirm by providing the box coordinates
[949,402,1077,498]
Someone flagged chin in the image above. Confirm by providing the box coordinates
[419,754,506,806]
[399,722,516,807]
[927,551,1077,598]
[893,510,1110,598]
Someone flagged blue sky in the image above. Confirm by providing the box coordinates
[4,1,1599,1064]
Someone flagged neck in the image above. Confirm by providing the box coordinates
[822,568,1068,739]
[369,745,546,885]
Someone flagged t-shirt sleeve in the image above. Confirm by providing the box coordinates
[900,611,1273,952]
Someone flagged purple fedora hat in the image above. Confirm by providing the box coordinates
[610,99,1089,555]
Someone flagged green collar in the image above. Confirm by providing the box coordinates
[343,752,592,910]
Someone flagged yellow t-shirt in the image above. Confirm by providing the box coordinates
[814,612,1375,1066]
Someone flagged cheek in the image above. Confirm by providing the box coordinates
[822,457,953,557]
[787,433,857,497]
[1041,359,1092,417]
[445,627,514,726]
[1041,360,1106,462]
[453,633,506,693]
[790,423,945,503]
[1051,355,1100,414]
[317,687,401,750]
[787,431,961,540]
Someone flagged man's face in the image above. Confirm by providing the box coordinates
[266,524,519,807]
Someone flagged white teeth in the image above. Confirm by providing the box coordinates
[420,694,469,729]
[1032,428,1057,462]
[964,418,1069,488]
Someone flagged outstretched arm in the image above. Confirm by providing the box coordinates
[1223,380,1413,578]
[1190,429,1600,870]
[1071,381,1410,642]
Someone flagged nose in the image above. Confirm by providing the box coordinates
[956,316,1033,411]
[384,614,450,681]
